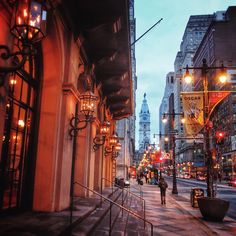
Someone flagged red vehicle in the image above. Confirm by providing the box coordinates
[228,177,236,187]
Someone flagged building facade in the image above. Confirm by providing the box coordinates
[173,13,217,175]
[193,6,236,179]
[0,0,133,213]
[159,72,174,152]
[116,0,137,180]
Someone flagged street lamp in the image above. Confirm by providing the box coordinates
[183,58,228,197]
[162,111,185,195]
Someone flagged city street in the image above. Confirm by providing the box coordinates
[165,176,236,220]
[1,1,236,235]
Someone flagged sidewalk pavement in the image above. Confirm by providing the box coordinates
[136,178,236,236]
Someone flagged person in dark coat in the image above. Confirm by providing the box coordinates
[158,177,168,204]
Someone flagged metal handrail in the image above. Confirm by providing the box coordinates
[102,177,144,201]
[102,177,146,227]
[73,181,153,236]
[130,184,143,198]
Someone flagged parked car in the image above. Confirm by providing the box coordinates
[228,177,236,187]
[184,173,191,179]
[124,180,130,188]
[197,174,206,181]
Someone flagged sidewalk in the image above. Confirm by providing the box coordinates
[166,183,236,236]
[137,178,236,236]
[0,180,235,235]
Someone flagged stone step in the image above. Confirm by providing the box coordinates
[61,186,147,236]
[91,191,148,235]
[68,188,124,235]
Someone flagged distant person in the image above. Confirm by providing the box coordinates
[218,173,222,183]
[146,172,150,184]
[144,173,148,183]
[158,177,168,205]
[137,175,141,185]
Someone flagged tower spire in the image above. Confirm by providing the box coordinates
[138,92,151,151]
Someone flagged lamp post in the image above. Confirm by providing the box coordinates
[183,58,229,197]
[162,111,185,194]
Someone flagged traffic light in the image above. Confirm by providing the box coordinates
[216,131,225,145]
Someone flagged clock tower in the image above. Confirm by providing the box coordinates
[139,93,150,151]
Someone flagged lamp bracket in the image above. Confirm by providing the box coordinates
[104,146,119,159]
[0,44,36,73]
[69,115,93,137]
[104,146,112,156]
[93,136,106,151]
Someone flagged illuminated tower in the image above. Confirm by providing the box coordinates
[139,93,150,151]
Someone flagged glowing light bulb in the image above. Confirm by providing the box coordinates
[10,79,17,85]
[18,120,25,128]
[219,74,227,83]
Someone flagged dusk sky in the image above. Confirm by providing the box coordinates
[134,0,236,147]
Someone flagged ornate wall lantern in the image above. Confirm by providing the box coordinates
[69,89,98,137]
[104,133,121,159]
[114,142,122,152]
[11,0,47,43]
[109,133,118,146]
[0,0,48,85]
[79,90,97,118]
[93,120,110,151]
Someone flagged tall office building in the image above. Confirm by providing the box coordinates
[159,72,175,151]
[193,6,236,178]
[116,0,137,178]
[173,13,218,164]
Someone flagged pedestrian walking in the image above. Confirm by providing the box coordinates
[158,177,168,205]
[146,172,150,184]
[144,173,148,183]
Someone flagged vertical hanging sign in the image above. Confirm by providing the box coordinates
[181,92,204,135]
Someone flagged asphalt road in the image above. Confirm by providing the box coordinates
[165,176,236,220]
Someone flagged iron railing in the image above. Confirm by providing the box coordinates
[72,181,153,236]
[101,177,146,228]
